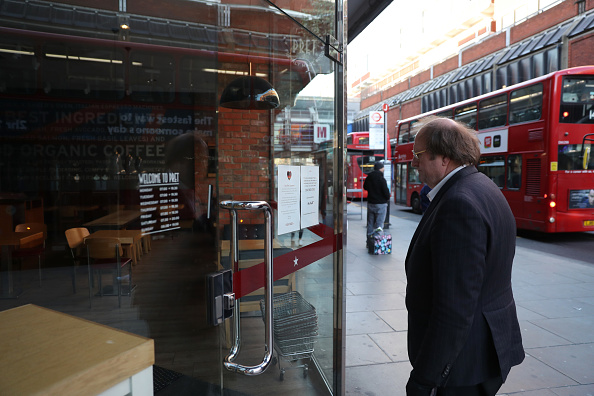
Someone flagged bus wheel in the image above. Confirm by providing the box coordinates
[411,194,422,214]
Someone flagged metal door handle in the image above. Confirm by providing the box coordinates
[219,200,274,375]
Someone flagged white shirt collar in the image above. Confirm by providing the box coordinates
[427,165,466,202]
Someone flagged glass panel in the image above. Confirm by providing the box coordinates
[508,62,520,85]
[436,109,453,118]
[357,155,384,174]
[478,155,505,188]
[509,83,543,124]
[129,51,175,103]
[478,94,507,130]
[394,164,408,205]
[533,52,545,77]
[558,144,594,170]
[43,43,125,100]
[0,39,36,94]
[221,0,338,391]
[496,67,508,90]
[408,166,420,184]
[507,154,522,189]
[559,76,594,124]
[546,47,559,73]
[473,75,482,97]
[519,58,532,81]
[399,122,410,144]
[483,72,492,93]
[0,0,341,394]
[0,18,222,395]
[449,84,458,104]
[454,102,477,129]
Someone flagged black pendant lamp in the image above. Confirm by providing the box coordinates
[219,66,280,110]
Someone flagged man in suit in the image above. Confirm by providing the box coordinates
[405,117,524,396]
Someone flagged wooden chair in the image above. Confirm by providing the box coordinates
[58,205,82,231]
[85,237,133,308]
[13,223,47,287]
[65,227,90,293]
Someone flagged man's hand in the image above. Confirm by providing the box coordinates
[406,377,437,396]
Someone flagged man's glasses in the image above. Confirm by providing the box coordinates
[412,149,427,160]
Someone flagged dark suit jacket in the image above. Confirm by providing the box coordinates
[405,166,524,388]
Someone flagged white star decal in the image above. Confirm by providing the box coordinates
[293,256,299,267]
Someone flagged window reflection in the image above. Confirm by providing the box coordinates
[558,144,594,170]
[509,83,543,124]
[507,154,522,189]
[478,155,505,188]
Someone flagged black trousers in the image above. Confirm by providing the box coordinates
[437,376,503,396]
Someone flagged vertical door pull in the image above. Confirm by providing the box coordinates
[219,200,274,375]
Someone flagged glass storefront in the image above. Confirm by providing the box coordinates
[0,0,345,394]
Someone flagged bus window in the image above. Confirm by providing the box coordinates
[454,103,477,129]
[558,144,594,170]
[409,120,421,141]
[435,110,453,119]
[559,76,594,124]
[0,40,36,94]
[357,155,382,175]
[399,123,410,144]
[347,135,353,145]
[408,167,420,184]
[509,83,543,124]
[130,51,175,103]
[478,155,505,188]
[507,154,522,189]
[358,136,369,146]
[478,94,507,130]
[179,56,216,106]
[44,43,125,100]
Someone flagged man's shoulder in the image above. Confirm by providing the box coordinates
[367,170,381,179]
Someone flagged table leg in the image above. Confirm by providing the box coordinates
[1,245,22,299]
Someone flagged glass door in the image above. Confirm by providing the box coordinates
[213,5,339,392]
[0,0,343,395]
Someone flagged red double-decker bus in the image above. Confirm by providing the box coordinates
[392,66,594,233]
[346,131,387,199]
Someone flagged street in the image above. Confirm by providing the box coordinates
[345,201,594,395]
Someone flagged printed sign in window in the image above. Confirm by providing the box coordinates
[568,189,594,209]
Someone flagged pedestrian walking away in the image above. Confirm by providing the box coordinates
[405,117,524,396]
[363,161,391,238]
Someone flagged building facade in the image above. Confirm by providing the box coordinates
[353,0,594,139]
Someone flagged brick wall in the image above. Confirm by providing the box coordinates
[411,70,431,87]
[386,107,398,140]
[433,56,459,78]
[569,31,594,66]
[510,0,577,44]
[461,33,506,65]
[401,99,422,121]
[362,92,383,109]
[361,2,594,114]
[217,108,272,224]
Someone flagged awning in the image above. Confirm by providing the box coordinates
[348,0,393,43]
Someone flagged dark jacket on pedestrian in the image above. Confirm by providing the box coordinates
[363,167,390,204]
[405,166,524,388]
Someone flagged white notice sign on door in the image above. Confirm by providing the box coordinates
[300,166,319,228]
[277,165,301,235]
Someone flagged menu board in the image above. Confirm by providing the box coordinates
[138,172,181,234]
